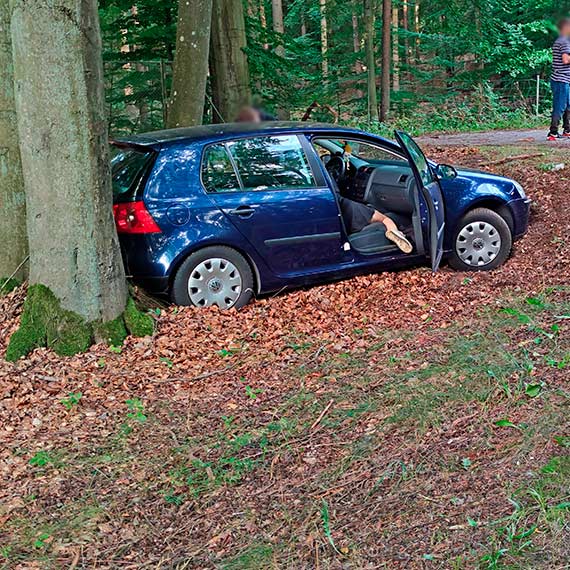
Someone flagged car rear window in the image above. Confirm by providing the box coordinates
[111,147,154,201]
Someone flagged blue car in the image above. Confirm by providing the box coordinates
[111,122,530,309]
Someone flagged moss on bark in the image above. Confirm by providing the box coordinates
[93,315,128,347]
[6,284,92,361]
[124,297,155,337]
[6,285,154,362]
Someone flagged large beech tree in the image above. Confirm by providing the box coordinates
[167,0,213,128]
[209,0,251,123]
[0,0,26,285]
[7,0,151,361]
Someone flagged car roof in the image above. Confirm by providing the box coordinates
[112,121,394,150]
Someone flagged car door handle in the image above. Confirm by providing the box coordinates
[228,206,255,217]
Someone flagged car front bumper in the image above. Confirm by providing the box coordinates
[508,197,532,239]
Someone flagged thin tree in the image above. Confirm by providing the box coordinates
[392,4,400,91]
[364,0,379,122]
[168,0,213,128]
[320,0,328,77]
[380,0,392,121]
[209,0,252,122]
[7,0,152,361]
[0,1,26,286]
[272,0,284,57]
[352,0,362,74]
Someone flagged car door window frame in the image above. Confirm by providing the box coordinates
[200,134,320,195]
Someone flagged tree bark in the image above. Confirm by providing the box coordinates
[352,0,362,73]
[168,0,213,128]
[414,0,420,63]
[209,0,251,123]
[10,0,127,323]
[392,5,399,91]
[380,0,391,121]
[0,1,26,281]
[320,0,328,77]
[272,0,284,57]
[259,0,269,50]
[364,0,378,122]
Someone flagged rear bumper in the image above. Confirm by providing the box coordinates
[508,197,531,239]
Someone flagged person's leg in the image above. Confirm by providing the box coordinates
[564,84,570,135]
[549,80,566,137]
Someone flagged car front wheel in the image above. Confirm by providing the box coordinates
[449,208,512,271]
[171,246,254,309]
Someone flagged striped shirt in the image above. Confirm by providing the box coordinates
[552,36,570,82]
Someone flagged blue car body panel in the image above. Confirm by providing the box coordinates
[112,122,531,296]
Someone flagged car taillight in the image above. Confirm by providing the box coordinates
[113,201,161,234]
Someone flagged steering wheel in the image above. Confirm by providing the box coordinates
[325,154,346,181]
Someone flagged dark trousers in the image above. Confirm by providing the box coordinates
[549,80,570,135]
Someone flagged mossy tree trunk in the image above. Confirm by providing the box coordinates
[6,0,153,361]
[167,0,213,128]
[0,1,26,283]
[209,0,251,123]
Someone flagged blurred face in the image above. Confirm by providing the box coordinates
[237,107,262,123]
[561,21,570,36]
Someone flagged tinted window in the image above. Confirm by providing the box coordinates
[201,144,240,193]
[111,148,154,201]
[227,135,315,191]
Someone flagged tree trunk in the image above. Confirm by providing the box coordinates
[364,0,378,122]
[392,6,399,92]
[380,0,391,121]
[210,0,251,123]
[10,0,127,323]
[272,0,284,57]
[320,0,328,77]
[351,0,362,73]
[259,0,269,50]
[168,0,213,128]
[402,0,409,80]
[414,0,420,63]
[0,1,26,282]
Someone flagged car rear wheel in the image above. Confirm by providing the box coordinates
[449,208,512,271]
[171,246,254,309]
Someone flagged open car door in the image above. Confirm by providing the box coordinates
[395,131,445,272]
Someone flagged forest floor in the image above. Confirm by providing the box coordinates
[1,144,569,570]
[417,128,554,147]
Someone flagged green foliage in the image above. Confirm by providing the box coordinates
[0,277,21,295]
[61,392,83,411]
[123,297,154,337]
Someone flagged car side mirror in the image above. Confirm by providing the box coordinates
[436,164,458,180]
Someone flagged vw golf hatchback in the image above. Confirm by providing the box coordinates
[111,122,530,309]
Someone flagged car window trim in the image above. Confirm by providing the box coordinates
[199,134,320,195]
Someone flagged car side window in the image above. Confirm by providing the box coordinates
[227,135,316,192]
[202,144,241,193]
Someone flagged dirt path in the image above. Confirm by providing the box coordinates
[417,127,556,146]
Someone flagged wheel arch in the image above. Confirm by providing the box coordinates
[456,198,514,234]
[167,243,262,296]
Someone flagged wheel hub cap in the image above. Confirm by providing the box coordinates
[187,258,242,308]
[456,221,501,267]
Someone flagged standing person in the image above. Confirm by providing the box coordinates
[548,18,570,140]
